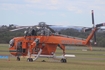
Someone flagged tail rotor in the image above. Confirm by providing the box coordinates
[84,10,97,44]
[91,10,97,44]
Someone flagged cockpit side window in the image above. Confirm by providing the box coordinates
[31,29,37,36]
[17,41,22,52]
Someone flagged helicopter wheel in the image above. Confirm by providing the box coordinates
[60,58,67,63]
[17,57,20,61]
[42,60,46,62]
[27,58,33,62]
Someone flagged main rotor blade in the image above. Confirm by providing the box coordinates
[10,27,28,31]
[46,25,55,33]
[9,26,34,31]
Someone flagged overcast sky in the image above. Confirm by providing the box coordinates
[0,0,105,27]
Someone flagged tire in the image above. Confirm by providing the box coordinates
[60,59,67,63]
[17,57,20,61]
[27,58,33,62]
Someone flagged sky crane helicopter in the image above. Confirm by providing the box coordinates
[9,10,105,63]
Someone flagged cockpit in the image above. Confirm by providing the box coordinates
[24,22,52,36]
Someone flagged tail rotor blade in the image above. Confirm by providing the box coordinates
[94,32,97,44]
[84,28,92,32]
[92,10,95,25]
[96,23,105,27]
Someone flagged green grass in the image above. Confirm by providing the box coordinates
[0,44,9,50]
[0,44,9,55]
[0,44,105,70]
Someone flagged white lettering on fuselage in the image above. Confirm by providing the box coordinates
[61,40,82,45]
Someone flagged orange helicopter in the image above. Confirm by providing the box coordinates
[9,10,105,63]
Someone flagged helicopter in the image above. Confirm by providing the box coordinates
[9,10,105,63]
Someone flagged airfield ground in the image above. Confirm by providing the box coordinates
[0,44,105,70]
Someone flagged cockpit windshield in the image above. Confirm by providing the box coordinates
[9,39,14,48]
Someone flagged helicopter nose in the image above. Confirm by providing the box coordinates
[9,48,17,56]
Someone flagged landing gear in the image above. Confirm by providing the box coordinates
[27,58,33,62]
[60,58,67,63]
[17,56,20,61]
[42,60,46,62]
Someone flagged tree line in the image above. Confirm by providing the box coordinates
[0,25,105,47]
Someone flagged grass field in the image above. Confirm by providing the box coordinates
[0,44,105,70]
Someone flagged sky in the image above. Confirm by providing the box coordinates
[0,0,105,27]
